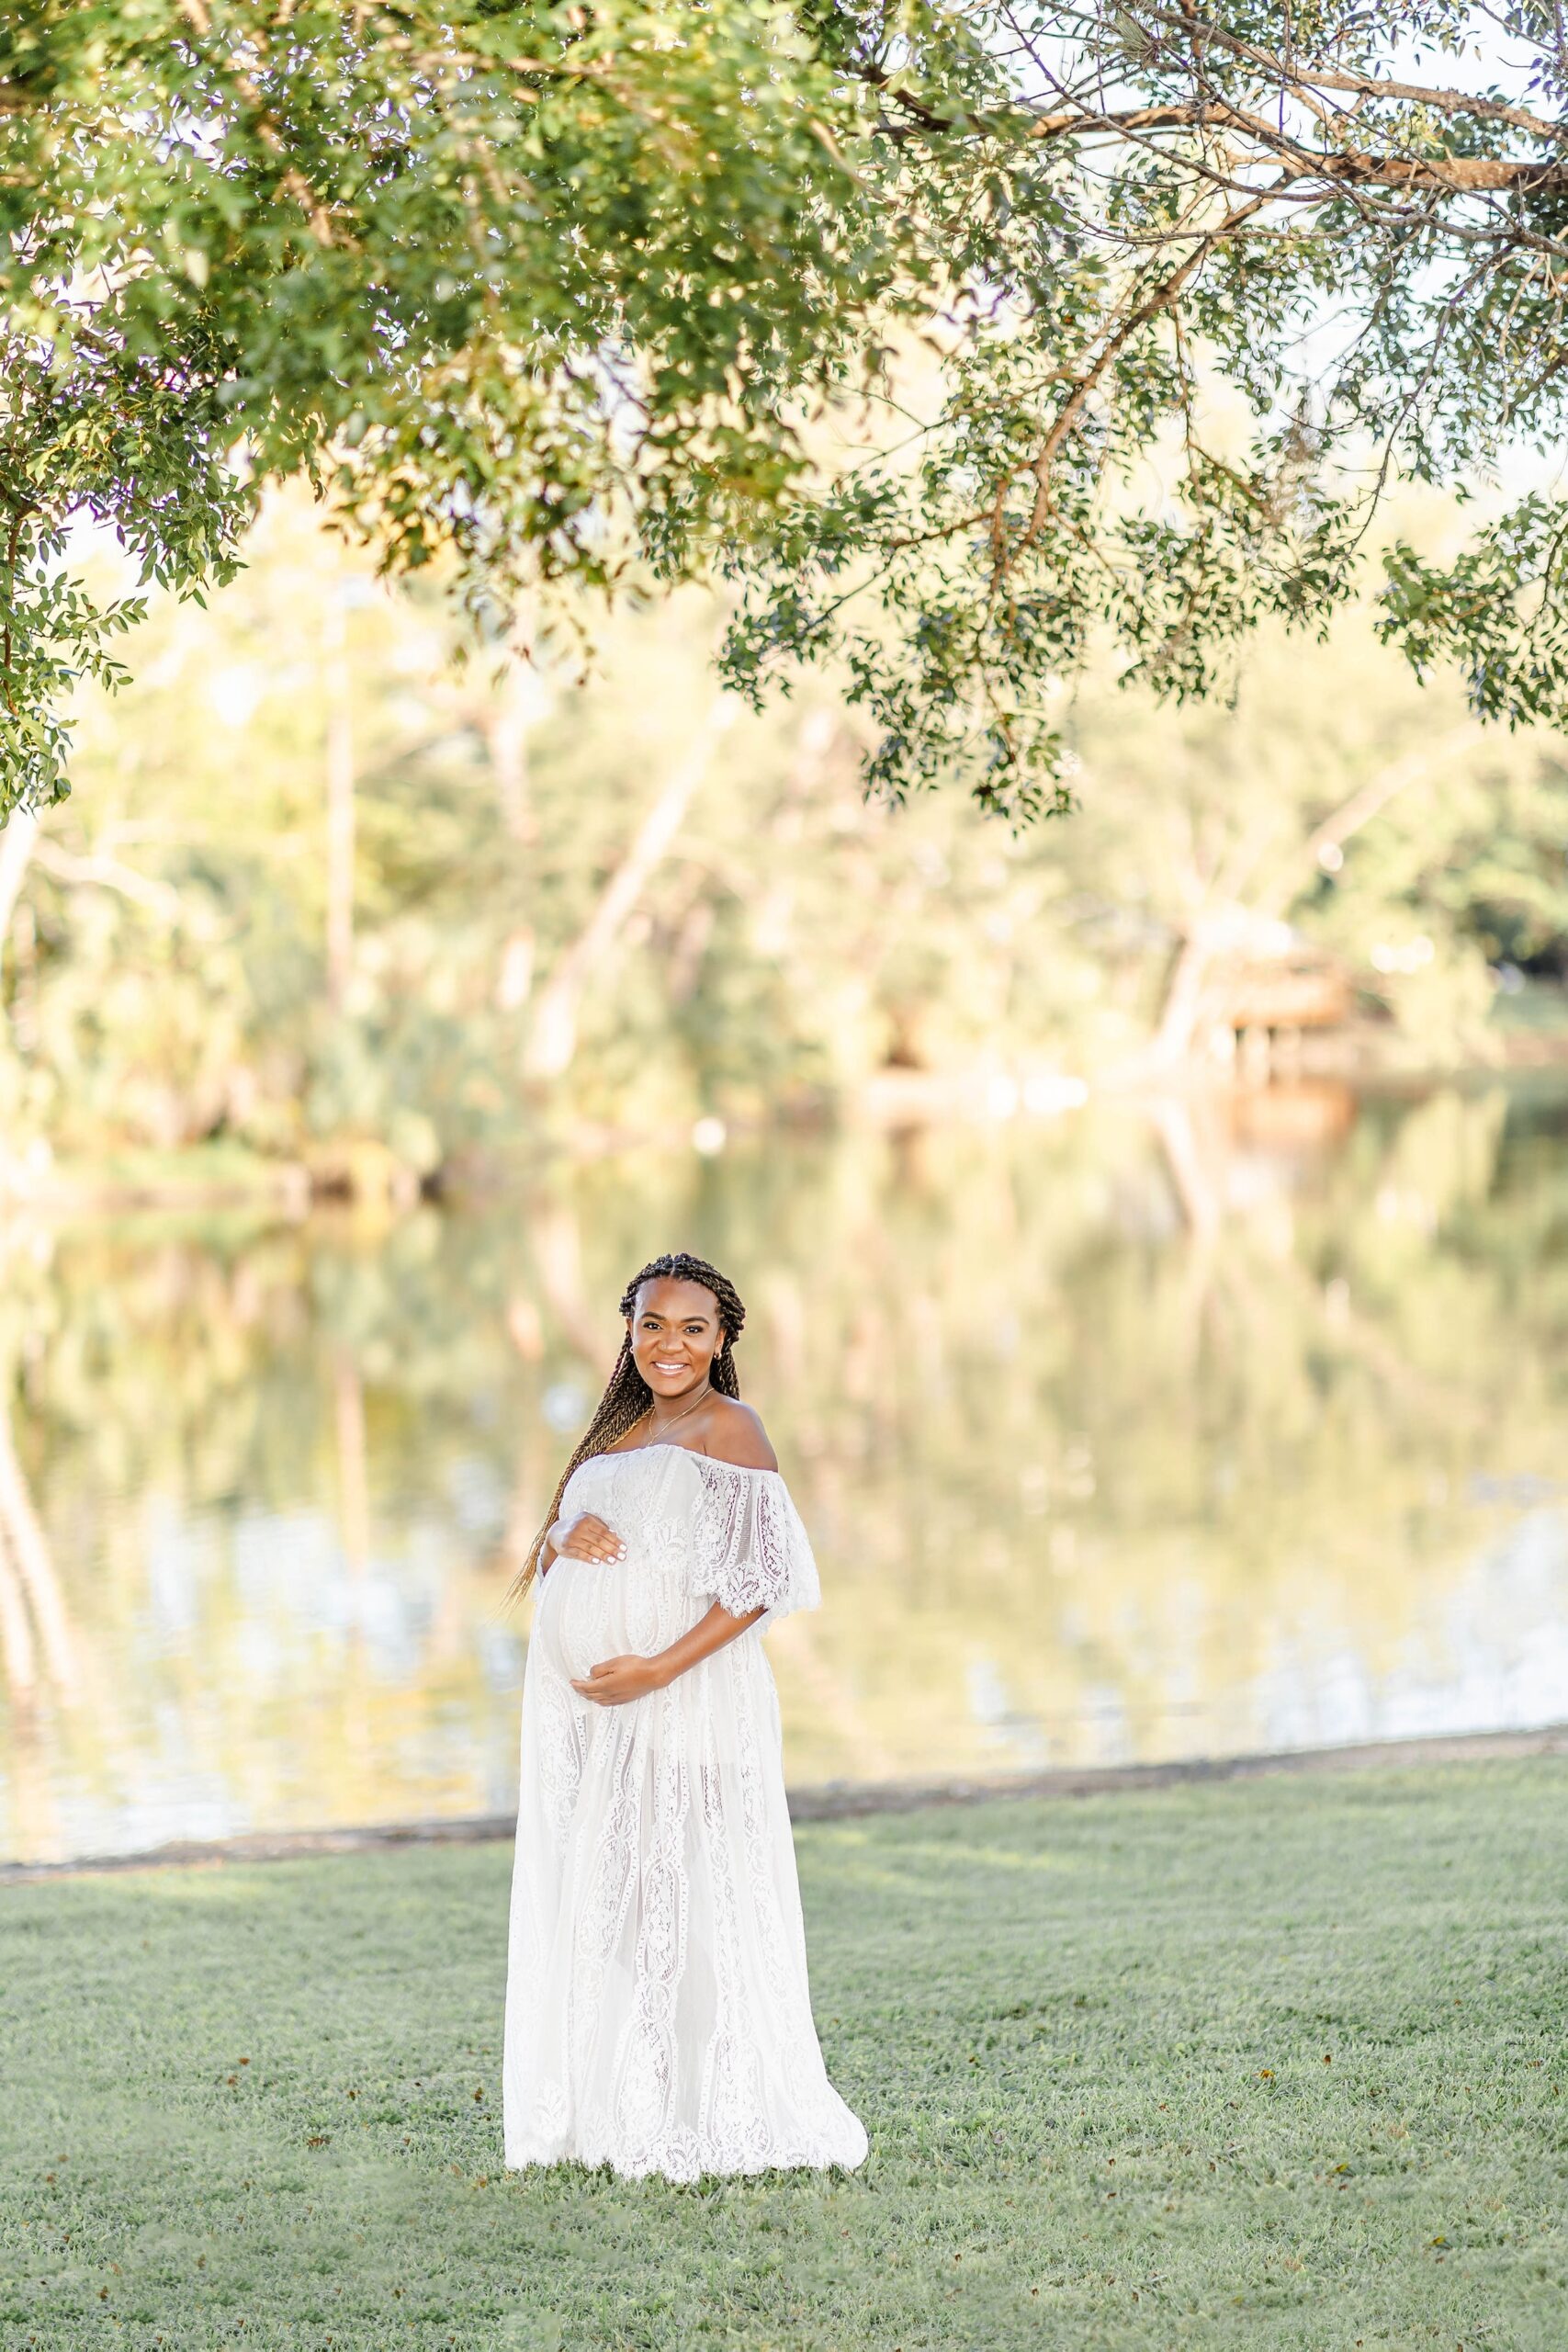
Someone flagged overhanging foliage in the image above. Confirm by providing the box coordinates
[4,3,1568,817]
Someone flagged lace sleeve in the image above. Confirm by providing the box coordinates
[688,1460,821,1625]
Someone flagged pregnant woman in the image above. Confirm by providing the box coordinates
[502,1250,868,2183]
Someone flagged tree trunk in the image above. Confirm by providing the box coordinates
[0,806,39,949]
[0,1394,76,1698]
[0,1524,38,1705]
[1144,725,1484,1071]
[489,661,540,845]
[523,695,736,1081]
[334,1352,370,1582]
[1149,924,1220,1067]
[324,588,355,1013]
[1293,727,1481,899]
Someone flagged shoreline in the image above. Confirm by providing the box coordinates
[6,1055,1568,1220]
[6,1714,1565,1885]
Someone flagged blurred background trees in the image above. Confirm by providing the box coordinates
[0,484,1565,1193]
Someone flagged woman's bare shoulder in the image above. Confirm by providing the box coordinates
[699,1397,779,1471]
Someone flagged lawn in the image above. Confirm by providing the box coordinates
[3,1758,1567,2351]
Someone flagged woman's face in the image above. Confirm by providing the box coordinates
[628,1277,724,1402]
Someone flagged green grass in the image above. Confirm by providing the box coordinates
[3,1759,1567,2351]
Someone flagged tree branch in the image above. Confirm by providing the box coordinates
[1133,7,1565,144]
[1013,187,1271,556]
[1011,101,1568,195]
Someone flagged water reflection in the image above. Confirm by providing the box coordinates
[4,1080,1568,1863]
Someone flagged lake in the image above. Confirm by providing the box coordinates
[3,1079,1567,1864]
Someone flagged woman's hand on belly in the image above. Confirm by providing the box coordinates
[550,1511,626,1565]
[570,1601,766,1705]
[570,1653,669,1706]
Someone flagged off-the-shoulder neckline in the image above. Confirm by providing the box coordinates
[592,1445,781,1478]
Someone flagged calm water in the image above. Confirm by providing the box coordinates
[3,1081,1568,1864]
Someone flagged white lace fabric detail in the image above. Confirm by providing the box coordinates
[686,1456,822,1624]
[502,1445,866,2183]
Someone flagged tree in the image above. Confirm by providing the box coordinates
[0,0,895,814]
[5,3,1568,820]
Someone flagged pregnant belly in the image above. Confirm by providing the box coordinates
[535,1559,700,1683]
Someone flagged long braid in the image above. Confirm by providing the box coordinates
[510,1252,746,1600]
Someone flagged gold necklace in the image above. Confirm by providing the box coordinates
[639,1379,713,1445]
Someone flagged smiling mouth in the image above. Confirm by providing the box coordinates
[652,1361,689,1374]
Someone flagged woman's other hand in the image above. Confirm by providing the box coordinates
[551,1512,626,1564]
[570,1654,668,1705]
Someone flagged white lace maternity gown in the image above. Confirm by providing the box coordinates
[502,1443,869,2182]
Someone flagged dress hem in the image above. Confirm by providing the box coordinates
[502,2137,869,2185]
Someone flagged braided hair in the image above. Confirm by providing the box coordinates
[510,1251,746,1600]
